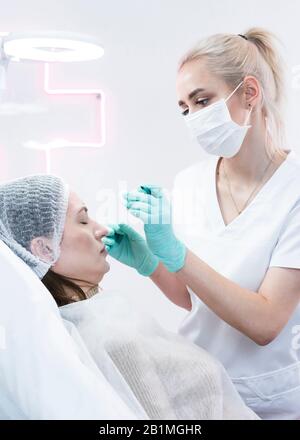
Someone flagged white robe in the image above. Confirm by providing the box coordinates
[60,290,259,420]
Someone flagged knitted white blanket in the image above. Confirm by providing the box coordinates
[60,290,259,420]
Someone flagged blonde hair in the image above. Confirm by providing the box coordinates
[178,27,288,160]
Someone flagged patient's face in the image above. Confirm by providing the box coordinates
[51,191,110,285]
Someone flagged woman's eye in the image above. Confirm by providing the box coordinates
[181,98,210,116]
[196,98,209,107]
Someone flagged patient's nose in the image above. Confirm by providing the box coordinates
[94,224,109,240]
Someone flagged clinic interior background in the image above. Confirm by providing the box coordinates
[1,0,300,331]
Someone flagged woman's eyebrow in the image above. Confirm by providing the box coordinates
[178,88,206,106]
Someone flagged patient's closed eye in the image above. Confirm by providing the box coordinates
[80,215,89,225]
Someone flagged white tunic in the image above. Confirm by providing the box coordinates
[172,149,300,420]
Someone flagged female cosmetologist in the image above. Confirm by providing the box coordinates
[103,28,300,420]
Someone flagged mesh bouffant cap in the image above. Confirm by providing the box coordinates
[0,174,69,279]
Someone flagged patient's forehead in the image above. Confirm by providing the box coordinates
[67,191,86,216]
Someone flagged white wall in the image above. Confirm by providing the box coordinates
[0,0,299,331]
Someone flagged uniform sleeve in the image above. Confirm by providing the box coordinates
[269,199,300,270]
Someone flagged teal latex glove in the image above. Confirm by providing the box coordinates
[102,223,159,276]
[123,185,186,272]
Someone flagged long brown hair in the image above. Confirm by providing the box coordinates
[42,270,86,306]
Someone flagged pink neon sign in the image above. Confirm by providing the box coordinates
[43,63,106,149]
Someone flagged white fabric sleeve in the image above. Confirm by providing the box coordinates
[269,199,300,270]
[0,241,138,420]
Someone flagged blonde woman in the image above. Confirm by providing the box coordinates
[106,28,300,419]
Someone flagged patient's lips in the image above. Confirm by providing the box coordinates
[99,245,107,256]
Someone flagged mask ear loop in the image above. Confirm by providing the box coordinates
[224,80,244,103]
[224,79,253,126]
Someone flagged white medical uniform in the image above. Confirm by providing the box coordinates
[172,149,300,420]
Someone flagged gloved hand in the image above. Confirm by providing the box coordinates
[123,185,186,272]
[102,223,159,276]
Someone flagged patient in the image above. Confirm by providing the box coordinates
[0,174,259,420]
[42,188,110,305]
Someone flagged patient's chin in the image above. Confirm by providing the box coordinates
[96,260,110,281]
[103,260,110,273]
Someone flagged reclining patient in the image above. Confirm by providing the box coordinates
[0,173,259,420]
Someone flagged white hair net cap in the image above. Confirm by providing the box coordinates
[0,174,69,279]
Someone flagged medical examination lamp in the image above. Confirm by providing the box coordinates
[0,31,104,63]
[0,31,105,172]
[0,31,104,92]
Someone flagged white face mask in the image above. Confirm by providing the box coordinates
[184,80,253,158]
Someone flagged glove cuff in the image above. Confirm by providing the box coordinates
[137,253,160,277]
[164,240,187,272]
